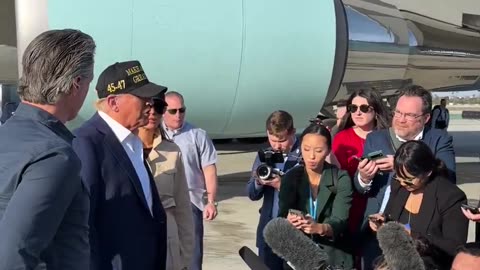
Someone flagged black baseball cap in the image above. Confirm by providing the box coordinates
[96,60,168,99]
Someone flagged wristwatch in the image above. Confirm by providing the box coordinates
[208,200,218,207]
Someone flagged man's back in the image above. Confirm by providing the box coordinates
[0,103,89,270]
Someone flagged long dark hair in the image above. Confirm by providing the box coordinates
[338,88,391,132]
[393,140,448,181]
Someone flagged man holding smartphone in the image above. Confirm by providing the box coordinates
[246,110,301,269]
[354,86,456,270]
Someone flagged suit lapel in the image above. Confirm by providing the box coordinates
[93,114,151,214]
[148,135,162,161]
[413,181,437,233]
[386,183,409,220]
[313,165,335,220]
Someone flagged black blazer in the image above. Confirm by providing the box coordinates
[72,113,167,270]
[384,175,468,259]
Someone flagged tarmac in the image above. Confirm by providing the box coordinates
[203,118,480,270]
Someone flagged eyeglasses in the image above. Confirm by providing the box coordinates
[392,110,424,121]
[166,107,186,115]
[347,104,372,113]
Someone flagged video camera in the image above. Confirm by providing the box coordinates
[256,149,285,181]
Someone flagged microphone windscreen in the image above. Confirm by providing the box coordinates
[238,246,270,270]
[377,222,425,270]
[263,217,330,270]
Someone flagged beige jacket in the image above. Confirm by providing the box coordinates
[147,136,194,270]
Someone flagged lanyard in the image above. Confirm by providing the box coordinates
[309,188,318,218]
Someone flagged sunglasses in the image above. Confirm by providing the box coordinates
[393,175,416,186]
[347,104,372,113]
[166,107,186,115]
[152,98,167,114]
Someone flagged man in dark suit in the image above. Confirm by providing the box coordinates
[246,110,301,269]
[73,60,169,270]
[0,29,95,269]
[354,85,456,270]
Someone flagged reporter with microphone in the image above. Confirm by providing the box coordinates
[277,122,354,269]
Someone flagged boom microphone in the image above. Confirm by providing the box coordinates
[263,217,331,270]
[377,221,425,270]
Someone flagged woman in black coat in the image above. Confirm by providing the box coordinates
[369,140,468,267]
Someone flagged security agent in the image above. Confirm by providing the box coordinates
[73,60,168,270]
[246,110,301,270]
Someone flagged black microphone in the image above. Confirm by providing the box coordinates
[263,217,332,270]
[377,221,425,270]
[238,246,270,270]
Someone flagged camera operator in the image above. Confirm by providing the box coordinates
[246,110,301,269]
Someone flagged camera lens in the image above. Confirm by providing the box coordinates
[256,164,272,180]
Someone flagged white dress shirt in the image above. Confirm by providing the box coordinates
[99,111,153,215]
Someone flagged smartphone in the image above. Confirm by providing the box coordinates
[462,204,480,214]
[366,150,385,161]
[353,150,385,162]
[288,209,305,218]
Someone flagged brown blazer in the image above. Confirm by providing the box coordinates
[147,135,194,270]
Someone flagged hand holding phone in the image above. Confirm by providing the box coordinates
[288,209,305,219]
[368,215,384,224]
[462,204,480,214]
[368,213,386,232]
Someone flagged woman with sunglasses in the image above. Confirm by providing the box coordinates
[368,140,468,267]
[331,89,390,265]
[138,99,194,270]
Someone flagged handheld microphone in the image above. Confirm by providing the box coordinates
[377,222,425,270]
[263,217,331,270]
[238,246,270,270]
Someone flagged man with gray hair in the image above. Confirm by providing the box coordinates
[73,60,169,270]
[0,29,95,269]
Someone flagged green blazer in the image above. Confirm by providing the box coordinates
[278,163,353,269]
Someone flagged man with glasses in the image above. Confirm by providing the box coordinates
[353,85,456,270]
[162,91,218,270]
[72,60,169,270]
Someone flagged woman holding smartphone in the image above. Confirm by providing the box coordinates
[278,122,353,269]
[369,140,468,267]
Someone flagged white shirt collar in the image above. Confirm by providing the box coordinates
[98,111,134,143]
[162,121,185,135]
[396,128,424,142]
